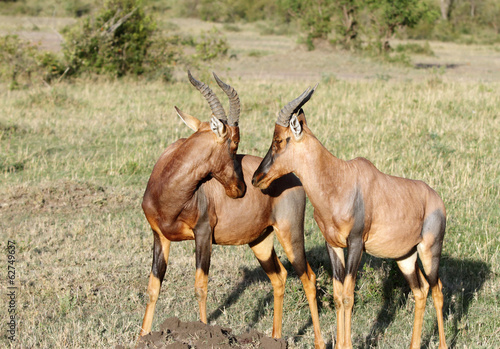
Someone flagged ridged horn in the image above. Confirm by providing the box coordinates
[276,83,318,127]
[213,72,240,127]
[187,70,227,121]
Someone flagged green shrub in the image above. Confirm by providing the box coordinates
[0,35,65,89]
[62,0,156,77]
[366,0,429,52]
[331,0,361,50]
[222,23,241,32]
[194,27,228,61]
[292,0,335,50]
[431,20,459,42]
[0,2,231,85]
[195,0,277,23]
[64,0,92,17]
[36,51,68,82]
[144,33,186,82]
[0,35,38,88]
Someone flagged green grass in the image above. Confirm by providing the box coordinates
[1,74,498,348]
[0,14,499,347]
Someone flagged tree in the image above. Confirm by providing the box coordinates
[368,0,429,51]
[440,0,454,20]
[332,0,361,49]
[281,0,335,50]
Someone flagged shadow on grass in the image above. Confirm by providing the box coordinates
[207,244,334,346]
[208,244,490,349]
[354,254,490,349]
[422,255,490,349]
[305,244,491,349]
[207,266,271,325]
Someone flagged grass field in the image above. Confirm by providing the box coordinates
[1,16,499,349]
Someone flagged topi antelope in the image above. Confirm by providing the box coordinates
[252,86,447,349]
[139,72,325,349]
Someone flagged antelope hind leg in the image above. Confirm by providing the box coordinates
[397,250,429,349]
[274,224,325,349]
[249,231,287,338]
[418,209,447,349]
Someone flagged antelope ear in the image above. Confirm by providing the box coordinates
[296,108,307,125]
[210,115,227,140]
[290,113,303,140]
[175,106,201,131]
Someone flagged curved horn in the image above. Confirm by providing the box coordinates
[276,83,318,127]
[213,72,240,127]
[187,70,227,121]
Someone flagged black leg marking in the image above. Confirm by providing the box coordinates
[345,188,365,277]
[326,242,345,283]
[194,188,212,275]
[421,209,446,286]
[151,232,167,281]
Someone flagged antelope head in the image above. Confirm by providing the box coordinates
[177,71,246,198]
[252,85,317,190]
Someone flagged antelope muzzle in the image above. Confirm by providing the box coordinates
[252,146,274,189]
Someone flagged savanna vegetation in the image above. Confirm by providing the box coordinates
[0,0,499,348]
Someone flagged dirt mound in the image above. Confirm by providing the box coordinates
[132,317,287,349]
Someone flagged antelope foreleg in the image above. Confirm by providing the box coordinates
[194,224,213,324]
[342,235,364,349]
[139,231,171,337]
[195,268,210,323]
[326,243,346,349]
[300,262,325,349]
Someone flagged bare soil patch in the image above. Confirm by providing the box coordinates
[130,317,287,349]
[0,15,74,51]
[0,180,139,215]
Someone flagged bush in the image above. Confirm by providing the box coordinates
[286,0,335,50]
[36,51,68,82]
[366,0,429,52]
[0,35,65,89]
[144,33,187,82]
[61,0,228,79]
[186,0,277,23]
[331,0,361,50]
[0,35,39,88]
[194,27,228,61]
[64,0,92,17]
[1,1,231,86]
[62,0,155,77]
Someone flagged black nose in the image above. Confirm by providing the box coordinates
[237,181,246,197]
[252,172,262,187]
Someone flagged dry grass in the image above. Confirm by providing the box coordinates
[1,17,499,349]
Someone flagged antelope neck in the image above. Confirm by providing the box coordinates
[156,137,216,202]
[294,137,349,205]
